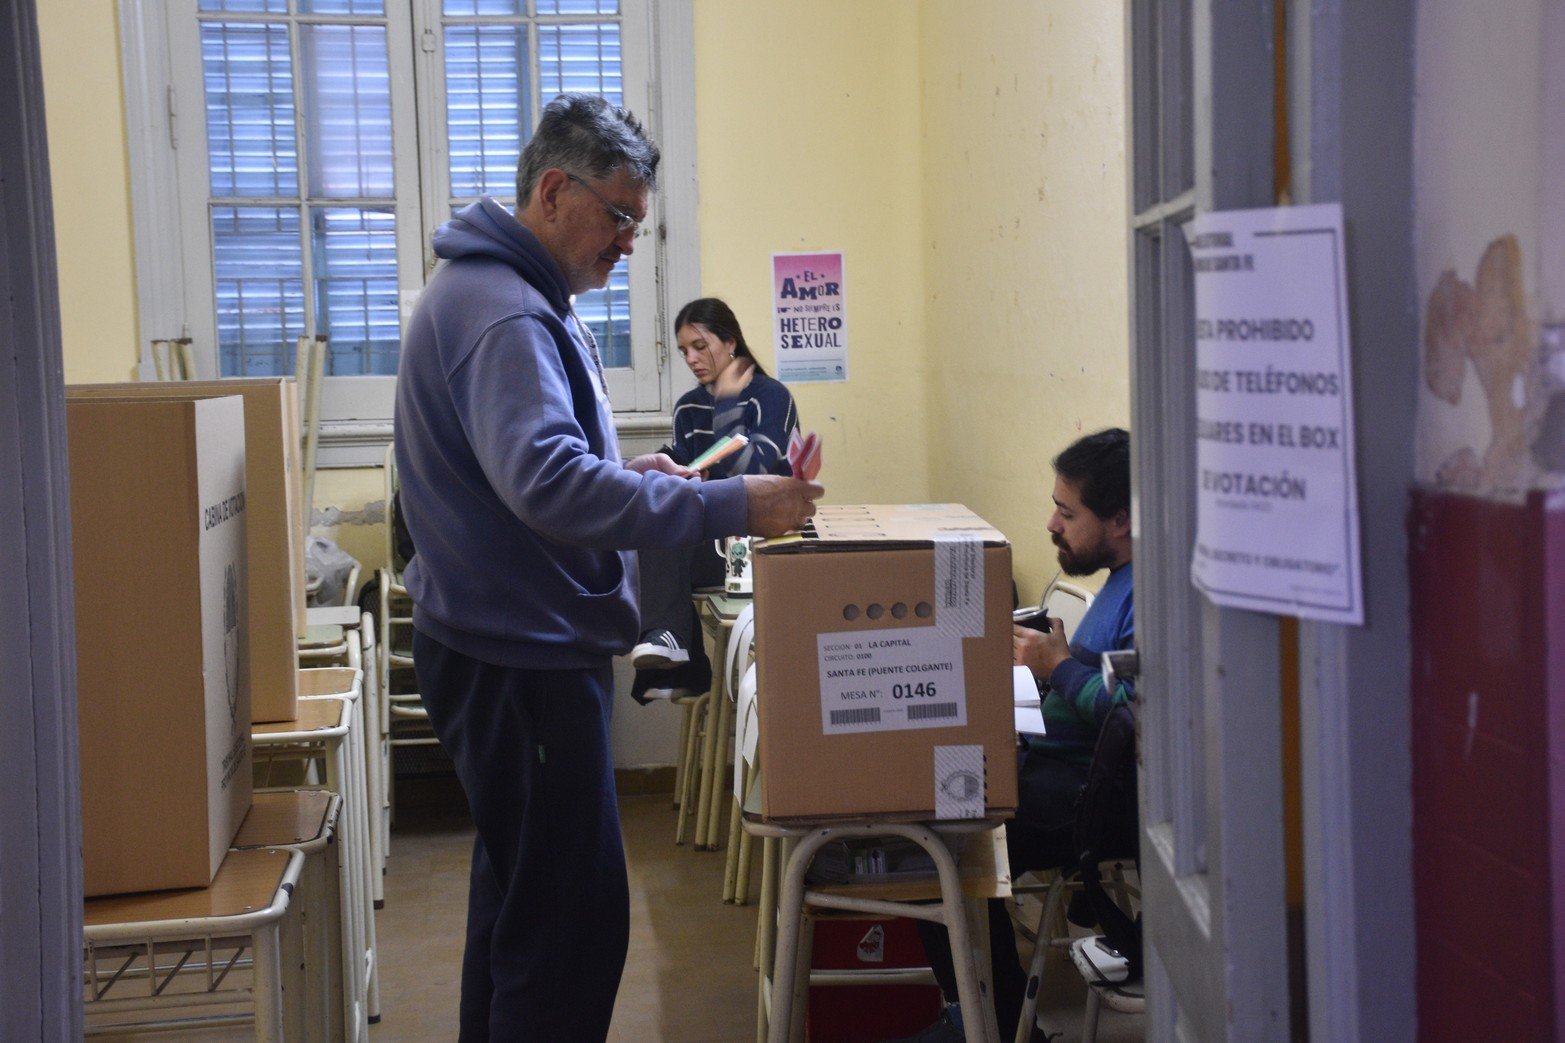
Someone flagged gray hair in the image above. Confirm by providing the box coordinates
[515,93,660,204]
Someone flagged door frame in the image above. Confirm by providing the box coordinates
[0,0,85,1036]
[1289,1,1418,1038]
[1127,0,1420,1038]
[1127,0,1292,1037]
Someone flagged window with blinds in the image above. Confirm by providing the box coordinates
[189,0,633,379]
[437,0,631,367]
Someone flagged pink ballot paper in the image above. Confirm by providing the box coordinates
[787,429,822,481]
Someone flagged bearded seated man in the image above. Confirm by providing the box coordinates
[893,427,1135,1043]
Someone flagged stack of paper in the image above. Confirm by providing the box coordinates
[1013,665,1045,735]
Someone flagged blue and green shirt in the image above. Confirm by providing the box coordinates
[1028,562,1135,765]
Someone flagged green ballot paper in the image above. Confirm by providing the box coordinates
[689,433,748,472]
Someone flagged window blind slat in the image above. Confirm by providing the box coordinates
[312,207,400,375]
[443,1,524,15]
[201,22,299,198]
[537,1,619,15]
[302,23,395,197]
[444,25,531,198]
[211,206,305,376]
[538,24,621,102]
[300,0,387,14]
[200,0,287,13]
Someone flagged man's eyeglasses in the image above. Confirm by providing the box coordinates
[566,173,641,235]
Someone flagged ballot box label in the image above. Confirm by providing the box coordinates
[934,745,986,819]
[818,627,967,735]
[933,535,986,639]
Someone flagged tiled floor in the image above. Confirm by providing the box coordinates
[371,778,1145,1042]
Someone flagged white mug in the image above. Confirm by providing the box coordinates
[714,536,753,594]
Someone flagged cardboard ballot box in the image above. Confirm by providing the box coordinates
[752,504,1018,821]
[69,379,304,722]
[68,396,253,896]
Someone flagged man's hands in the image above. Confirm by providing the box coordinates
[743,474,824,537]
[1013,620,1071,682]
[627,457,821,537]
[624,452,698,479]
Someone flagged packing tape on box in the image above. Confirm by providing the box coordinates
[932,534,985,639]
[934,744,985,819]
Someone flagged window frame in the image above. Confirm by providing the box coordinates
[120,0,696,467]
[408,0,659,410]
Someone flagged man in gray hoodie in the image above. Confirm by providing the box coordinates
[395,93,822,1040]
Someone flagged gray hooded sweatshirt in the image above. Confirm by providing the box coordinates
[394,197,747,668]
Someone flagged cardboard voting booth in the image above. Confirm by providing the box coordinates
[752,504,1018,821]
[69,396,254,896]
[69,379,305,722]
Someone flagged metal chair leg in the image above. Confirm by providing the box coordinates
[724,755,751,902]
[675,693,708,845]
[673,701,694,809]
[734,808,755,904]
[1082,986,1103,1042]
[1015,872,1069,1043]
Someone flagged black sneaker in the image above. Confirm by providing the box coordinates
[630,659,712,706]
[631,628,689,670]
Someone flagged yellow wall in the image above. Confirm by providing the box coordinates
[691,1,932,506]
[37,1,141,384]
[693,2,1129,599]
[312,468,389,593]
[918,3,1130,600]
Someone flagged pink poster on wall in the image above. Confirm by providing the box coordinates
[771,251,848,383]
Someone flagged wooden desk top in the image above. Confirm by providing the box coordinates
[305,605,362,628]
[298,666,358,698]
[252,696,347,737]
[84,848,291,927]
[232,790,335,850]
[297,623,346,649]
[699,591,752,624]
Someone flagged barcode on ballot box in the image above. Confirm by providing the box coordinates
[908,702,959,721]
[830,707,882,726]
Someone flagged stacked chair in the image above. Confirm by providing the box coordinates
[252,666,380,1035]
[378,444,439,823]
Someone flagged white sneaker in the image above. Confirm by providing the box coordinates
[631,628,689,669]
[1074,935,1131,983]
[640,686,694,702]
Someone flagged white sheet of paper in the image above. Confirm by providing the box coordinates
[1014,705,1047,736]
[1012,665,1039,706]
[1186,202,1364,624]
[1013,665,1045,735]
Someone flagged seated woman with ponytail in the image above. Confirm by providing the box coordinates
[630,297,799,698]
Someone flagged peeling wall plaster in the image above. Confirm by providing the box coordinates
[1413,0,1565,500]
[312,501,387,528]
